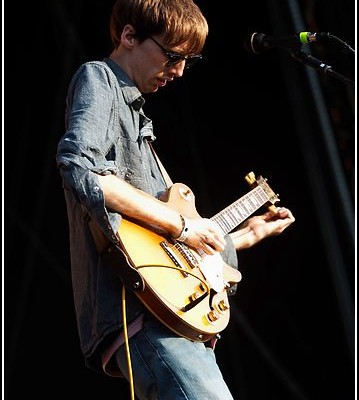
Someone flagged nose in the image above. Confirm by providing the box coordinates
[168,60,186,77]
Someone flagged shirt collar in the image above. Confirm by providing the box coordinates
[103,57,145,111]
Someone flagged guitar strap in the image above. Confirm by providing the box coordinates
[148,140,173,189]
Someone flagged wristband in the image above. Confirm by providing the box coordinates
[175,215,190,242]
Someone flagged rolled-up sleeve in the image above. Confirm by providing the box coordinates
[56,62,121,241]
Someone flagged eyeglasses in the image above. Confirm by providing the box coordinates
[148,36,202,69]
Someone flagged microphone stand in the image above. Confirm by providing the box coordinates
[290,49,355,86]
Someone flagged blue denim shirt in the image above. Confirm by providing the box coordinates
[56,58,238,373]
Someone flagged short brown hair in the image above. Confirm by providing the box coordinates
[110,0,208,54]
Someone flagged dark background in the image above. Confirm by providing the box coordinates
[5,1,355,399]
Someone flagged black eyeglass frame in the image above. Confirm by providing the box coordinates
[147,36,202,69]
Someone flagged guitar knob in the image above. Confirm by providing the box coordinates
[217,299,229,312]
[190,291,202,301]
[207,309,220,322]
[189,284,206,302]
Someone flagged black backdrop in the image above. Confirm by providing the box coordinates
[5,1,355,399]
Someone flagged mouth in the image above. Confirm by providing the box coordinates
[157,74,175,88]
[157,78,167,87]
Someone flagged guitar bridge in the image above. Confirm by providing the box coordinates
[173,242,200,269]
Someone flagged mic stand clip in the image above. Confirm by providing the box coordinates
[290,49,354,86]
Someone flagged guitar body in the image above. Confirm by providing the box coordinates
[116,174,279,342]
[117,183,241,342]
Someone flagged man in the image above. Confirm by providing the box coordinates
[56,0,295,398]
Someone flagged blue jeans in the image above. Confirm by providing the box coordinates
[115,314,235,400]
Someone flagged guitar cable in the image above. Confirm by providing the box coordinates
[120,262,218,400]
[122,285,136,400]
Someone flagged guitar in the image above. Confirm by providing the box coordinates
[116,172,280,342]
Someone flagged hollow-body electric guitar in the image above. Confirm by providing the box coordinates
[116,172,280,342]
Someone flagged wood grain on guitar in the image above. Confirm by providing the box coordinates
[116,172,280,342]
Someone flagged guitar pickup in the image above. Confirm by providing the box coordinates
[160,241,188,276]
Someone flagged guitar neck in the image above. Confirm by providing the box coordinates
[211,185,270,235]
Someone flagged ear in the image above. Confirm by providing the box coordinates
[121,24,138,49]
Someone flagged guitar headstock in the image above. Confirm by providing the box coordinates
[245,171,280,213]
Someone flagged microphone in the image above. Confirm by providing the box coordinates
[244,32,330,54]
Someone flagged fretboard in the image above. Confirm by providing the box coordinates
[211,186,270,235]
